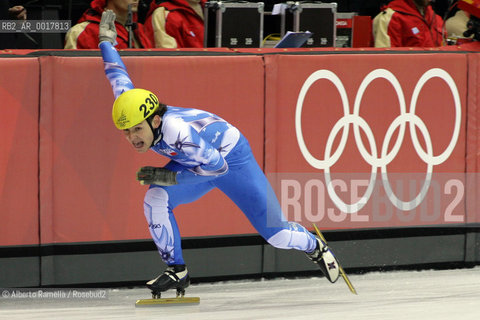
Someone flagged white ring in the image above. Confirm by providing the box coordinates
[324,115,377,213]
[409,68,462,165]
[296,70,350,169]
[353,69,407,167]
[381,113,433,210]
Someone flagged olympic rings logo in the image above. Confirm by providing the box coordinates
[295,68,462,213]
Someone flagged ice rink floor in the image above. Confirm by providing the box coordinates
[1,266,479,320]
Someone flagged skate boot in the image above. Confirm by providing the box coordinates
[306,237,340,283]
[146,264,190,299]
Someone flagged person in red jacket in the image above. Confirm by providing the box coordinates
[144,0,205,48]
[64,0,152,49]
[373,0,444,47]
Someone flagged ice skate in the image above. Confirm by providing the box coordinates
[146,264,190,299]
[136,265,200,306]
[306,236,340,283]
[310,224,357,294]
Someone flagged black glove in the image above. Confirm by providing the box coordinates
[137,167,178,186]
[99,10,117,45]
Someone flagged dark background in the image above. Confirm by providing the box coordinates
[0,1,457,50]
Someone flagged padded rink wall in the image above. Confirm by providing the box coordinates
[0,49,479,287]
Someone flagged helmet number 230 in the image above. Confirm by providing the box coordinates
[139,94,159,118]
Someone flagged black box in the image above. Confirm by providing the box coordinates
[204,1,265,48]
[279,2,337,47]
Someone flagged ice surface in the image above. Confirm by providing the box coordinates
[1,267,479,320]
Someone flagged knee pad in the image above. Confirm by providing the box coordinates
[267,225,315,251]
[144,187,169,205]
[144,187,169,219]
[267,230,292,249]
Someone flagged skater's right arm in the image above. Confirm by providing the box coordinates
[98,10,134,99]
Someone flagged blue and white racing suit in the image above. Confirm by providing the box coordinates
[100,41,317,266]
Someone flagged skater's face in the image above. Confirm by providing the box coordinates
[122,116,160,153]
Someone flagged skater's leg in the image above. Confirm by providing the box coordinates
[215,154,340,283]
[143,161,215,265]
[144,184,213,265]
[214,153,317,252]
[143,162,214,296]
[143,186,182,265]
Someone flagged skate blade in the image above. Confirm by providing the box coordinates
[313,224,357,295]
[135,297,200,307]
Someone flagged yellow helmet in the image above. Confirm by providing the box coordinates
[112,88,160,129]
